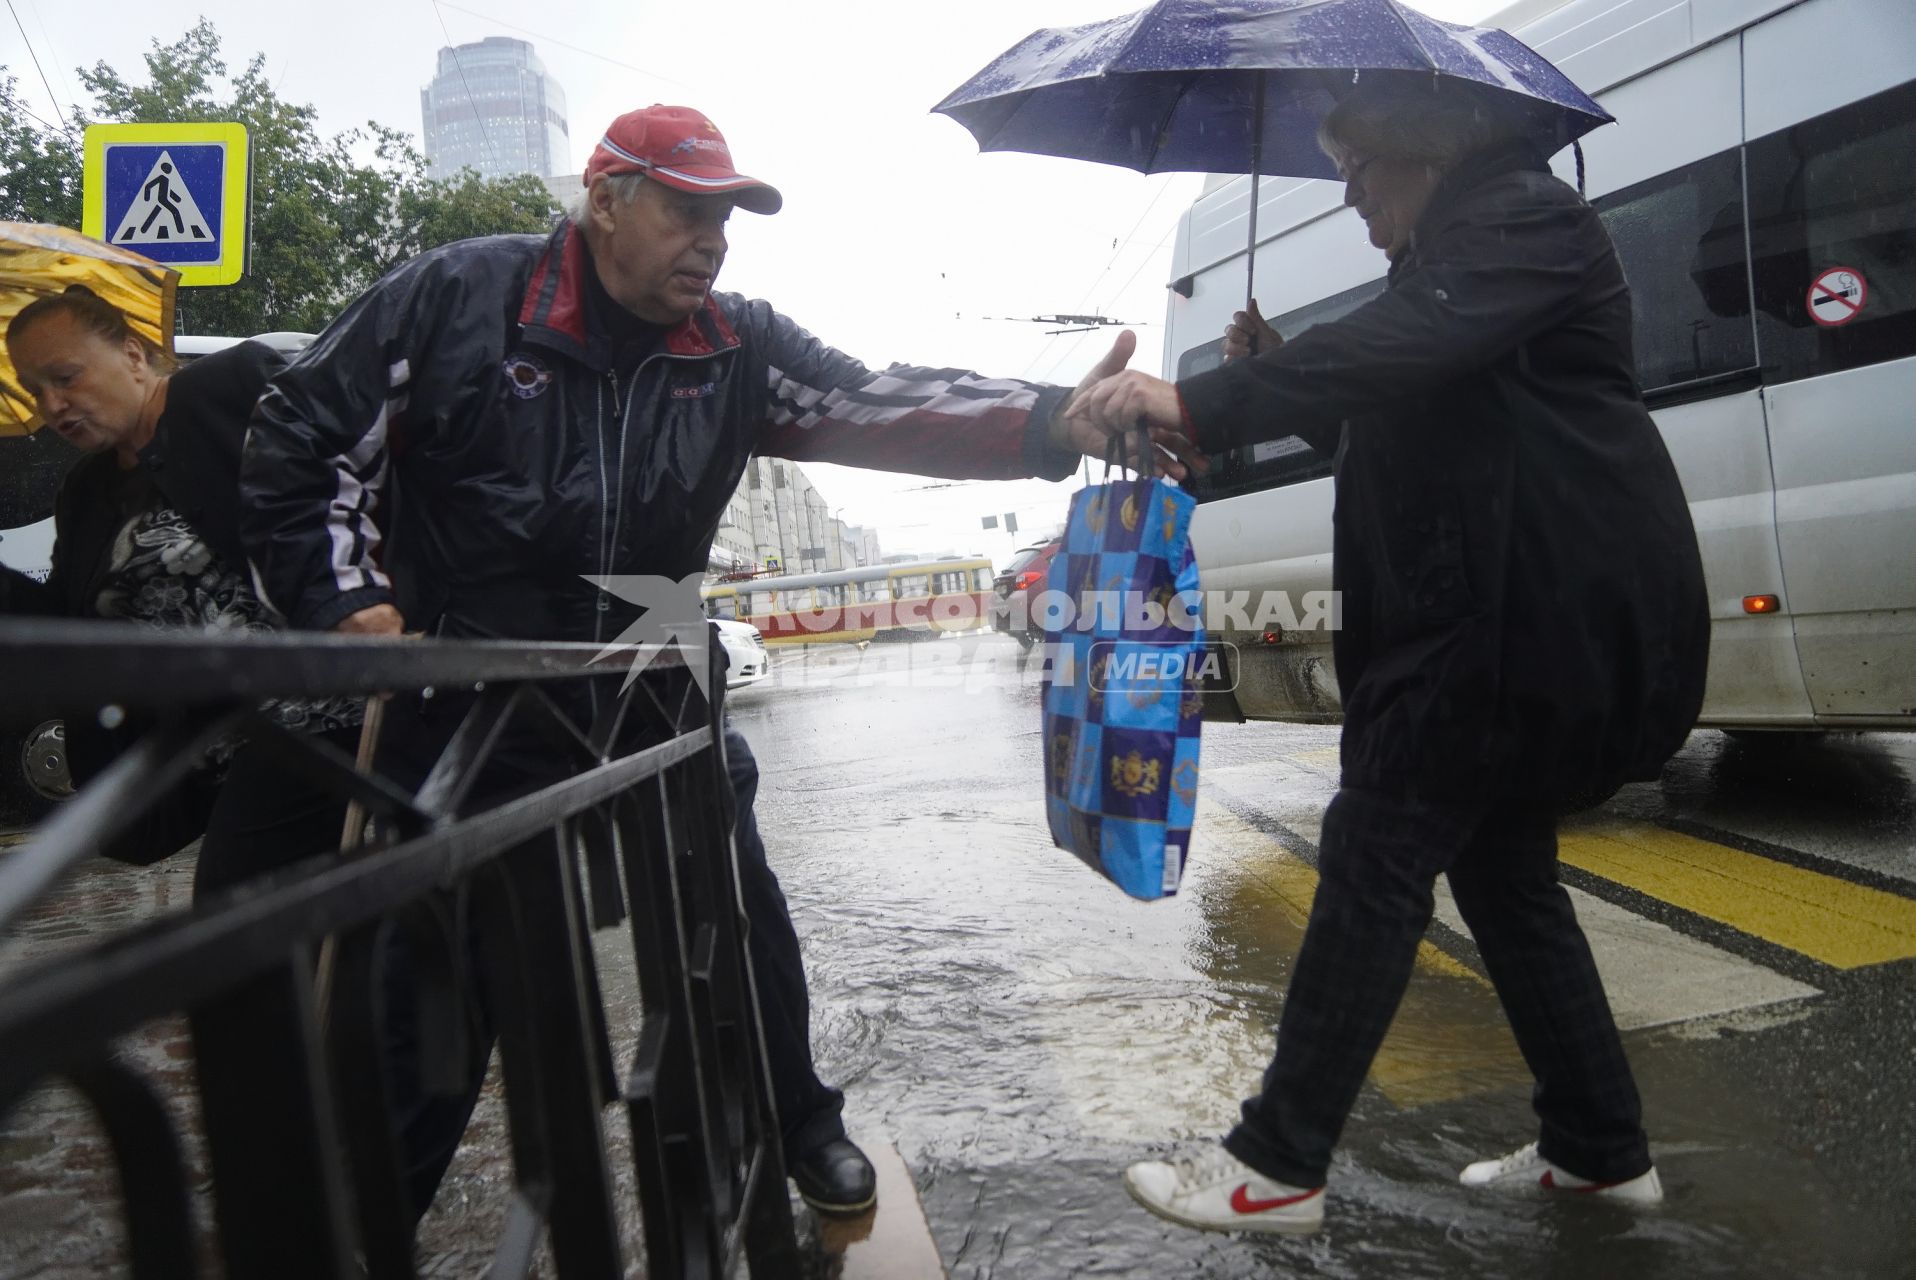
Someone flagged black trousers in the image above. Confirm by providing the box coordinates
[76,723,354,883]
[377,708,846,1222]
[1223,787,1652,1188]
[192,726,359,896]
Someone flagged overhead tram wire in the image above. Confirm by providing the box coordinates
[429,0,500,175]
[5,0,67,131]
[1103,222,1183,320]
[9,98,62,134]
[1019,174,1181,380]
[1034,214,1183,386]
[20,0,74,118]
[437,0,692,91]
[1073,176,1180,320]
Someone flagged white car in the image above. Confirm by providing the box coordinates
[714,618,770,689]
[172,331,318,359]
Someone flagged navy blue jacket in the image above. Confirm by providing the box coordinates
[241,221,1078,644]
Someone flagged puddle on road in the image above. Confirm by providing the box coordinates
[4,647,1909,1278]
[746,663,1907,1279]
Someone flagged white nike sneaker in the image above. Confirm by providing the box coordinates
[1124,1145,1325,1235]
[1460,1141,1664,1205]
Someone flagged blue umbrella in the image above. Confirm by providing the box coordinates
[934,0,1612,307]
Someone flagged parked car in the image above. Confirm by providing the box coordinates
[714,618,770,689]
[172,332,317,359]
[990,537,1063,647]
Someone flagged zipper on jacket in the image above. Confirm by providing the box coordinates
[596,347,721,622]
[594,373,615,642]
[604,371,634,627]
[590,373,613,724]
[589,346,730,715]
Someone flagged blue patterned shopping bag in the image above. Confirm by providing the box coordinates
[1040,468,1205,900]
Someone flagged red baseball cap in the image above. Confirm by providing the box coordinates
[582,105,782,215]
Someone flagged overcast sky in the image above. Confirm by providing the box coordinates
[4,0,1503,563]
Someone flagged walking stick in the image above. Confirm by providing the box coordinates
[314,694,385,1026]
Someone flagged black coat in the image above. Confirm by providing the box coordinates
[1179,142,1709,813]
[8,341,285,619]
[2,341,287,856]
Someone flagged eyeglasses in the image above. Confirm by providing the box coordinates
[1340,154,1379,184]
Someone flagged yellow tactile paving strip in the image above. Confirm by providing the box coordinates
[1559,823,1916,970]
[1202,803,1525,1108]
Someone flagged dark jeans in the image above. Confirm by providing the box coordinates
[375,701,846,1223]
[1223,787,1651,1188]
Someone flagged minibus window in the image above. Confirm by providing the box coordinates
[1594,149,1758,392]
[1747,80,1916,384]
[1181,277,1385,503]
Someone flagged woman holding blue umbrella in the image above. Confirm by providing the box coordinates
[1066,75,1708,1235]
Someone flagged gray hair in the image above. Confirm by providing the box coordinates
[1318,80,1525,172]
[564,172,647,221]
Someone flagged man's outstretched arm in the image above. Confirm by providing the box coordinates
[746,303,1199,481]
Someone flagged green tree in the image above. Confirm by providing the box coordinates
[398,168,567,262]
[1,20,557,336]
[0,75,81,226]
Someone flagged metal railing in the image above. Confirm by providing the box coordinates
[0,618,801,1278]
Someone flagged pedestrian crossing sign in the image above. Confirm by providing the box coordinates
[82,122,251,287]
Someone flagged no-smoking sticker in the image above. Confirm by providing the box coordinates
[1807,267,1867,327]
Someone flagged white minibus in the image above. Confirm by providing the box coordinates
[1168,0,1916,732]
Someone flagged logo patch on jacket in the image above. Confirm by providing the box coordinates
[502,352,553,399]
[671,381,717,399]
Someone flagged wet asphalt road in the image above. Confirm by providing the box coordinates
[2,630,1913,1277]
[730,633,1916,1280]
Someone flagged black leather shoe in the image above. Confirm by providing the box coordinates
[790,1137,877,1216]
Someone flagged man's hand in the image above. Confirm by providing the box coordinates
[334,603,405,637]
[1223,298,1283,362]
[1062,369,1205,478]
[1051,329,1137,453]
[1050,331,1208,480]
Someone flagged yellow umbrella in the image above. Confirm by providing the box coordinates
[0,222,178,437]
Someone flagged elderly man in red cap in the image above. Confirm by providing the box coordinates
[239,105,1183,1231]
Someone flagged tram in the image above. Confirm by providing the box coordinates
[701,558,995,645]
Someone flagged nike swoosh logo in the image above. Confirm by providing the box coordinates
[1230,1183,1321,1214]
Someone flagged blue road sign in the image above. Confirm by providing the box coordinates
[83,123,251,287]
[100,144,225,263]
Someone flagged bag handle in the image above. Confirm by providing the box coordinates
[1101,422,1153,484]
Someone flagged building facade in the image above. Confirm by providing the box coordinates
[709,460,879,577]
[543,173,583,211]
[420,37,570,181]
